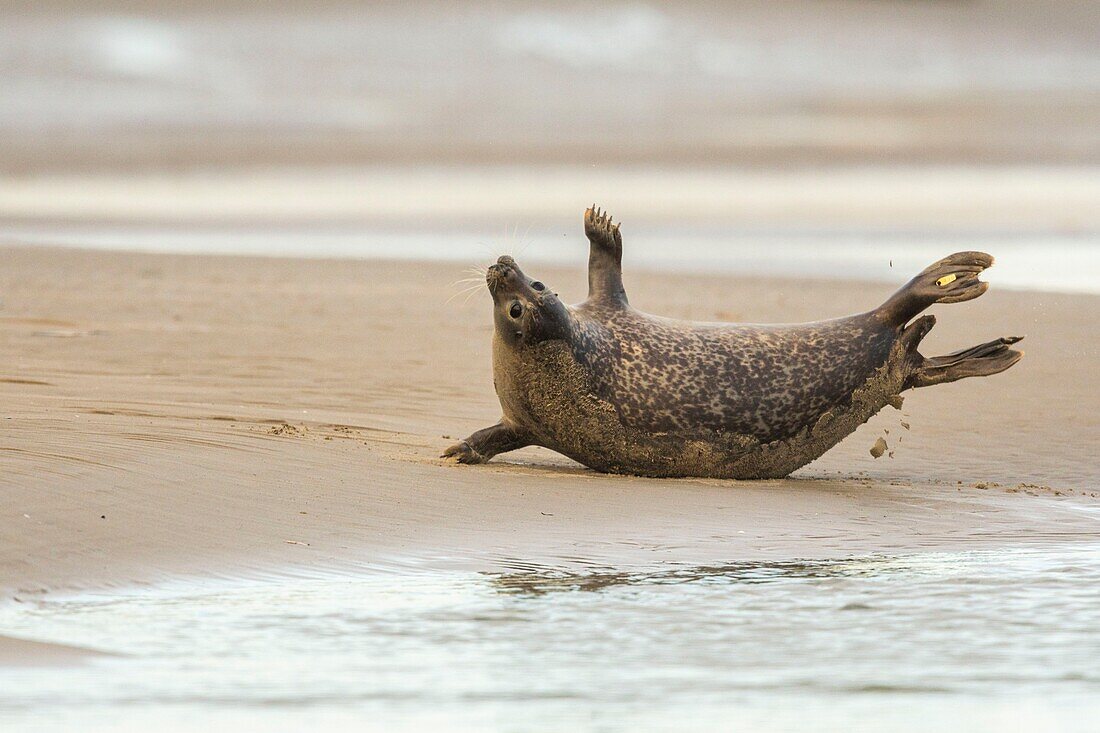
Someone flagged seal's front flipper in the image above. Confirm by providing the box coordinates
[583,205,628,305]
[442,421,532,464]
[878,251,994,327]
[910,336,1024,388]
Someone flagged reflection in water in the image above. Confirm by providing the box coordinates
[1,545,1099,732]
[489,556,909,595]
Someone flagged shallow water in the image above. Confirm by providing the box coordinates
[2,544,1099,732]
[6,222,1099,295]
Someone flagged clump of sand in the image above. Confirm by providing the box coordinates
[870,437,888,458]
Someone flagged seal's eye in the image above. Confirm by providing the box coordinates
[509,302,523,319]
[531,281,545,291]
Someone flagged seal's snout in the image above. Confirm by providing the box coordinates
[486,255,554,308]
[486,262,508,294]
[486,256,521,296]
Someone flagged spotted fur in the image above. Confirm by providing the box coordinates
[443,207,1024,478]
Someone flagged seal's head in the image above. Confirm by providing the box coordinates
[487,256,571,346]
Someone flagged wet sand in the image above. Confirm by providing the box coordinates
[0,634,112,667]
[2,244,1098,624]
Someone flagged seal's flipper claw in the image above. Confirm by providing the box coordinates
[584,205,620,250]
[441,440,487,464]
[442,422,532,465]
[909,336,1024,388]
[584,204,627,305]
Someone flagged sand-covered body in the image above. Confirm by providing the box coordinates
[446,207,1023,478]
[493,305,911,478]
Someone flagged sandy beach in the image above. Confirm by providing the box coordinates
[2,244,1097,619]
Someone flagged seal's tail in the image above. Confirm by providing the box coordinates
[877,251,993,327]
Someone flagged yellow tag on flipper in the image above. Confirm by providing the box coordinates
[936,273,957,287]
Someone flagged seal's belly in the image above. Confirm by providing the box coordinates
[602,314,896,442]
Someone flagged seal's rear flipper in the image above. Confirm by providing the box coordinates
[878,251,993,327]
[910,336,1024,388]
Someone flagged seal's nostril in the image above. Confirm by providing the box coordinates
[497,255,516,266]
[531,281,545,291]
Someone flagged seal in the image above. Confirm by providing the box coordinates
[443,206,1024,478]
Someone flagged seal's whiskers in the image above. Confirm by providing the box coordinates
[509,222,535,258]
[444,282,485,305]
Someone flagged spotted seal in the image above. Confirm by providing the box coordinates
[443,206,1023,478]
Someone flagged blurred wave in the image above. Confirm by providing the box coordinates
[1,1,1097,171]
